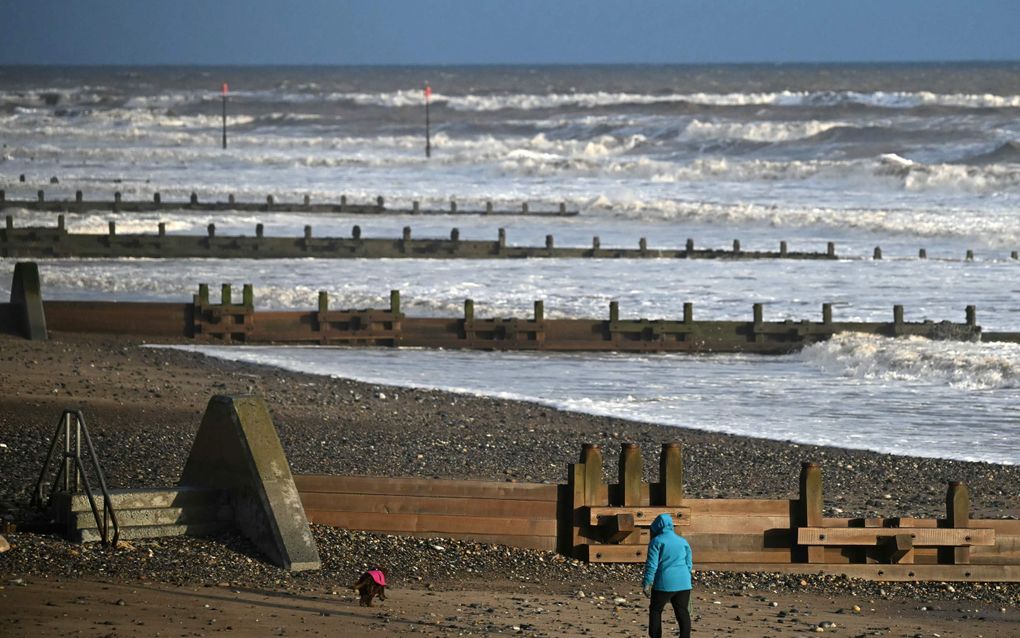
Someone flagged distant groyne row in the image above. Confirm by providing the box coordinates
[0,190,577,217]
[1,216,837,261]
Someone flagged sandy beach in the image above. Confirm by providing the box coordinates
[1,331,1019,636]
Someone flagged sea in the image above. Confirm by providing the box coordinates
[2,64,1020,465]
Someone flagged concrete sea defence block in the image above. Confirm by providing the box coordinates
[180,395,321,571]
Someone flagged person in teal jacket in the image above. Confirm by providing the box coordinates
[642,513,692,638]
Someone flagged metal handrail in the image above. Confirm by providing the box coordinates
[31,409,119,546]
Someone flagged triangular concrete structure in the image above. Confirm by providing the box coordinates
[180,395,320,571]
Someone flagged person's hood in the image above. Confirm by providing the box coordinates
[650,513,674,536]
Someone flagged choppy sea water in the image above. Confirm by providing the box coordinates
[3,64,1020,464]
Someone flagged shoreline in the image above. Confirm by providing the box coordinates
[2,331,1019,635]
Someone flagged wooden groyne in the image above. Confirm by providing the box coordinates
[2,216,837,260]
[0,190,577,216]
[295,442,1020,581]
[3,264,997,353]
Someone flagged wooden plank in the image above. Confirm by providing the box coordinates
[685,515,791,534]
[306,511,557,537]
[294,474,558,500]
[603,514,635,543]
[299,492,557,518]
[797,527,995,547]
[588,506,690,526]
[686,499,795,516]
[583,543,791,564]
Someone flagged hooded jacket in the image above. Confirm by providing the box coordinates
[641,513,693,592]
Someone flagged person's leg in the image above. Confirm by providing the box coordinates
[648,590,671,638]
[668,589,691,638]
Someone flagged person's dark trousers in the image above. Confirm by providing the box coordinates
[648,588,691,638]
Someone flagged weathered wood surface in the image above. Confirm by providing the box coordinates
[797,527,996,547]
[0,224,837,260]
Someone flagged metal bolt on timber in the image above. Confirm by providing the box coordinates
[966,249,974,261]
[522,202,529,214]
[822,303,833,324]
[450,200,457,213]
[919,248,927,259]
[37,190,44,202]
[733,239,740,252]
[546,234,554,250]
[207,223,216,238]
[874,246,883,260]
[450,228,460,242]
[941,481,971,565]
[242,284,254,308]
[780,240,788,257]
[158,222,166,237]
[592,236,600,251]
[221,284,232,305]
[190,192,198,206]
[580,444,603,506]
[798,462,824,563]
[318,291,329,313]
[659,443,683,506]
[75,190,83,203]
[108,221,116,236]
[304,225,312,240]
[827,241,836,257]
[534,300,544,321]
[685,238,694,255]
[154,192,161,204]
[486,201,493,214]
[256,223,264,239]
[412,200,420,213]
[966,305,977,327]
[619,443,642,507]
[390,290,401,315]
[352,225,361,240]
[683,302,693,323]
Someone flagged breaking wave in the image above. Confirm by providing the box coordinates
[799,333,1020,390]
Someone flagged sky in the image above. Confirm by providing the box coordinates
[2,0,1019,66]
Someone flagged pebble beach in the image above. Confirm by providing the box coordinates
[1,331,1019,636]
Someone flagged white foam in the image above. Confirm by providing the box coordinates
[799,333,1020,390]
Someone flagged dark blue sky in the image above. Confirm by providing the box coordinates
[3,0,1019,65]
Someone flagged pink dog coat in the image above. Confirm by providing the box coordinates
[367,570,386,587]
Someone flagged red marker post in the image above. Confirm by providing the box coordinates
[221,82,229,149]
[424,82,432,158]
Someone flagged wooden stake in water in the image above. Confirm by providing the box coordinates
[424,82,432,158]
[221,82,229,149]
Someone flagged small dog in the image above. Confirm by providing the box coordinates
[353,568,386,606]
